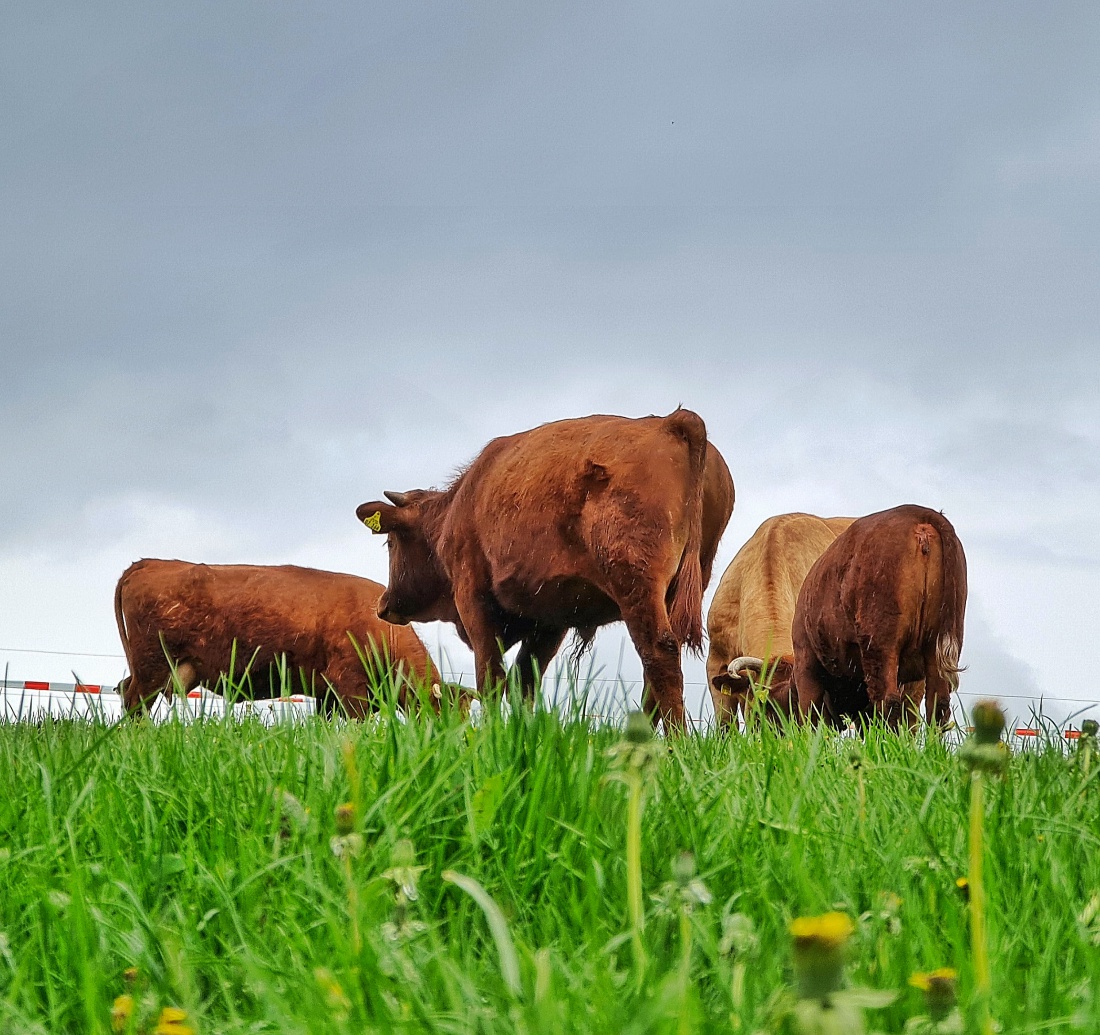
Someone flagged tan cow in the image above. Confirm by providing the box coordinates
[706,513,854,729]
[115,560,446,716]
[357,409,735,731]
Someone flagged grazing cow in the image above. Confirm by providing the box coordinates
[706,513,855,729]
[357,409,735,730]
[792,505,967,729]
[115,560,444,716]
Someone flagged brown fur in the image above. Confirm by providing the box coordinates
[115,560,442,716]
[792,505,967,729]
[357,409,735,731]
[706,513,855,729]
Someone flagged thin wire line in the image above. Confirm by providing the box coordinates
[0,646,126,659]
[2,651,1095,705]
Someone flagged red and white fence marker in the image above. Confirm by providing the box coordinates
[1,679,316,725]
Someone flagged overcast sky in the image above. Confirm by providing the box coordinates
[2,2,1098,726]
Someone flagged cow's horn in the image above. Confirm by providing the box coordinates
[384,490,410,507]
[727,656,765,676]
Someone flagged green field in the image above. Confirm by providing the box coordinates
[2,687,1099,1034]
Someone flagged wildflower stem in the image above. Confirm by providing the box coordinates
[344,854,361,953]
[857,769,866,832]
[626,772,646,980]
[678,908,692,1035]
[969,769,993,1035]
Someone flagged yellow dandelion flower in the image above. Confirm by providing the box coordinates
[789,911,855,948]
[110,994,134,1033]
[789,912,854,1001]
[909,967,958,1022]
[908,966,957,991]
[153,1006,195,1035]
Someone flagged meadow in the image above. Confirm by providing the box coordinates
[2,684,1099,1034]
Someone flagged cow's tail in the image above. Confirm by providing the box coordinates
[114,566,134,691]
[665,408,708,654]
[934,518,968,692]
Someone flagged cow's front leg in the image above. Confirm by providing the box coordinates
[512,626,568,703]
[453,590,508,697]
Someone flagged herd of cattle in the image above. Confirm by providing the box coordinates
[115,408,967,732]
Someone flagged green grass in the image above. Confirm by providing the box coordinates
[2,683,1099,1034]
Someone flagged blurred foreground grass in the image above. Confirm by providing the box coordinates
[2,690,1099,1033]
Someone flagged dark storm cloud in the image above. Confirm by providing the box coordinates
[2,2,1098,713]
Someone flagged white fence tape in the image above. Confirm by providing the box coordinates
[0,680,316,725]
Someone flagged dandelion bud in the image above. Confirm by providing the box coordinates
[847,743,864,771]
[961,701,1009,773]
[624,709,653,745]
[971,700,1006,745]
[391,837,417,870]
[789,912,854,1001]
[383,838,426,901]
[671,852,696,888]
[909,967,957,1023]
[1083,720,1099,738]
[719,911,758,959]
[334,801,356,835]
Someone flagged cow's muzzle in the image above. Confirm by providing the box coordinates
[378,602,410,626]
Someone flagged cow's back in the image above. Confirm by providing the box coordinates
[441,412,715,601]
[117,559,438,698]
[793,505,966,720]
[708,513,854,663]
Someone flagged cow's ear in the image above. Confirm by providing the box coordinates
[712,672,747,695]
[356,501,401,534]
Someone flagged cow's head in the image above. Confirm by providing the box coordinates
[356,490,455,626]
[711,655,796,714]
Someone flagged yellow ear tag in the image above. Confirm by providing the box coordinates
[363,511,382,532]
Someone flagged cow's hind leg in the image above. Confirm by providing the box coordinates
[616,597,686,733]
[923,645,954,729]
[123,658,196,715]
[793,652,830,726]
[861,648,903,729]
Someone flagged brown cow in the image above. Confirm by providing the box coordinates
[356,409,734,730]
[706,513,855,729]
[115,560,443,716]
[792,505,967,729]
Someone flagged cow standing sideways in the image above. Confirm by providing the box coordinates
[706,513,854,728]
[115,560,441,716]
[357,409,735,730]
[792,505,967,728]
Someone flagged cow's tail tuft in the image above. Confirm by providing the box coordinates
[935,518,968,692]
[665,408,708,654]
